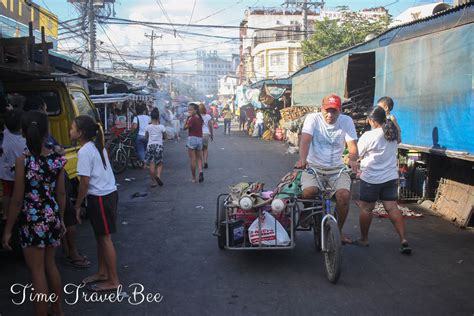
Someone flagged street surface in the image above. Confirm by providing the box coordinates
[1,123,473,315]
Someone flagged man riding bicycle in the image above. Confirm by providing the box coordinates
[295,94,359,244]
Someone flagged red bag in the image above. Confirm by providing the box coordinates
[213,122,219,129]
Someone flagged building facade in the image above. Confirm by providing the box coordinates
[239,7,319,84]
[239,6,388,84]
[0,0,58,47]
[194,50,232,96]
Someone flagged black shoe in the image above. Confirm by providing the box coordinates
[155,176,164,186]
[204,163,208,169]
[399,242,412,255]
[198,172,204,183]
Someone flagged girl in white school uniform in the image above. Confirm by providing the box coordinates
[70,115,121,292]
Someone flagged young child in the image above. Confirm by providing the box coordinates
[70,115,120,292]
[2,110,66,316]
[377,96,401,143]
[144,108,166,187]
[0,109,26,220]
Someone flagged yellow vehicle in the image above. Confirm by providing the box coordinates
[2,80,100,179]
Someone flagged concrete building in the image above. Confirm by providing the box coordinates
[239,6,389,84]
[0,0,58,48]
[390,2,451,27]
[239,7,319,83]
[218,75,238,98]
[194,50,232,95]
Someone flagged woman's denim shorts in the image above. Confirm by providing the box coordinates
[186,136,203,150]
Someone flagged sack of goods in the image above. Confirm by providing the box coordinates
[248,211,290,246]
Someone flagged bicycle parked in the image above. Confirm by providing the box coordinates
[109,131,143,174]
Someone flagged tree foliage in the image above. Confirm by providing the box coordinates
[302,11,391,65]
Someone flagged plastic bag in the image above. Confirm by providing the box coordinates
[248,211,290,246]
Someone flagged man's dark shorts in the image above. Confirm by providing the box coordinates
[359,179,398,203]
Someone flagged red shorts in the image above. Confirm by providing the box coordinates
[2,180,14,197]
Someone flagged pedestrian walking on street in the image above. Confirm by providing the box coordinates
[2,110,67,316]
[239,106,247,131]
[222,105,232,135]
[354,106,411,254]
[70,115,121,292]
[131,103,151,168]
[199,103,214,169]
[145,108,166,187]
[184,103,204,183]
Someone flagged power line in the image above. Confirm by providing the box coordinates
[98,16,312,33]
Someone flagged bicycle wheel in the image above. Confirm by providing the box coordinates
[111,149,128,174]
[323,219,342,283]
[217,197,227,250]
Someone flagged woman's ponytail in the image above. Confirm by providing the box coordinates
[368,106,398,142]
[382,119,399,142]
[95,123,107,169]
[74,116,108,169]
[22,111,48,157]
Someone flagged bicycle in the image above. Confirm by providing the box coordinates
[110,131,143,174]
[299,166,349,283]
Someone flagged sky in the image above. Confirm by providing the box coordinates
[38,0,452,72]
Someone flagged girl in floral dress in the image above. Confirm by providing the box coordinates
[2,110,67,316]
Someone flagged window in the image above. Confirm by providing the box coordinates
[71,90,97,121]
[7,91,61,116]
[270,53,285,66]
[296,52,303,67]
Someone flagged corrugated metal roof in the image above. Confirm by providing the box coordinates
[292,1,474,79]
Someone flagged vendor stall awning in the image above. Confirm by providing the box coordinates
[292,55,348,107]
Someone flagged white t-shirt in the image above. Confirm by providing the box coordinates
[77,141,116,196]
[256,112,264,124]
[202,114,212,135]
[145,123,166,146]
[358,127,399,184]
[132,115,151,136]
[301,113,357,168]
[0,129,27,181]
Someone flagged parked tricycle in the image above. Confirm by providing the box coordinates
[214,167,348,283]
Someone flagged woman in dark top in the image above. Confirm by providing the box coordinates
[184,103,204,183]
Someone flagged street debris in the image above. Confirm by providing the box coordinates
[286,146,299,155]
[195,205,205,209]
[122,221,128,225]
[372,202,423,218]
[131,192,148,198]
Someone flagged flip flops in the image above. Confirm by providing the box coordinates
[86,283,119,293]
[155,176,164,186]
[352,239,369,247]
[67,257,91,269]
[198,172,204,183]
[400,242,412,255]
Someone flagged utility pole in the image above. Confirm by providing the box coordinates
[88,0,96,70]
[144,30,162,81]
[292,0,324,40]
[303,0,308,40]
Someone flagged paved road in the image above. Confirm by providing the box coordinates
[1,124,473,315]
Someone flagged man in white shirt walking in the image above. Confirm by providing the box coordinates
[295,94,359,244]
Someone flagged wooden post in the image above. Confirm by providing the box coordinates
[41,26,49,69]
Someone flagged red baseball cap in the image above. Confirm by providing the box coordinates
[321,94,342,111]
